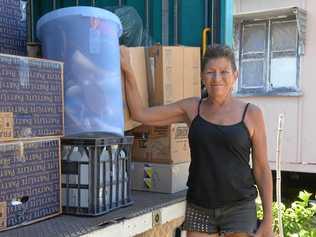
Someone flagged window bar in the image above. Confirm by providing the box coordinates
[266,20,272,92]
[296,24,300,89]
[238,23,245,91]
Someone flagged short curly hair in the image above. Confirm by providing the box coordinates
[202,44,237,72]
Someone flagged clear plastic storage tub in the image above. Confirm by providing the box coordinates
[37,7,124,137]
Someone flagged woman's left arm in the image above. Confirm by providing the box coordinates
[248,105,273,237]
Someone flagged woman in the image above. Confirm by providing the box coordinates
[121,44,273,237]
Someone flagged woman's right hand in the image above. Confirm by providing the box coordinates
[120,46,133,74]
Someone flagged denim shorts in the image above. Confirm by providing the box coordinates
[181,200,257,235]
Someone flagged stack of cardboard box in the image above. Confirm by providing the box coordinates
[0,1,63,231]
[124,45,201,193]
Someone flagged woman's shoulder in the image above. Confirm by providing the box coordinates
[234,100,264,137]
[176,97,201,117]
[234,99,262,113]
[177,96,201,108]
[245,103,262,117]
[235,100,264,123]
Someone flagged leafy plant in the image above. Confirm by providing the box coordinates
[257,190,316,237]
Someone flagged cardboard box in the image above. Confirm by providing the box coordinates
[0,0,27,56]
[131,161,189,193]
[123,46,200,130]
[123,47,149,131]
[148,45,201,106]
[0,138,61,231]
[183,47,201,98]
[0,54,64,141]
[130,123,190,164]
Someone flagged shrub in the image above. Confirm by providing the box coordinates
[257,191,316,237]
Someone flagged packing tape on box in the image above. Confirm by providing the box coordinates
[0,202,7,230]
[16,141,25,162]
[0,141,25,162]
[18,57,30,87]
[0,112,14,140]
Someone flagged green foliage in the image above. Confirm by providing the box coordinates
[257,191,316,237]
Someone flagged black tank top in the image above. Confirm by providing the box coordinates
[187,100,257,208]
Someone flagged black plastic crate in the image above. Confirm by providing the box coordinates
[61,136,133,216]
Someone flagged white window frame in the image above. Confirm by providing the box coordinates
[233,7,306,96]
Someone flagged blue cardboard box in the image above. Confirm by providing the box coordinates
[0,0,27,55]
[0,54,64,141]
[0,138,61,231]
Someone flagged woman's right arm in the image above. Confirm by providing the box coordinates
[121,46,194,126]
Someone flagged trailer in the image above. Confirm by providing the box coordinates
[0,191,186,237]
[0,1,234,236]
[233,0,316,201]
[233,0,316,174]
[28,0,233,47]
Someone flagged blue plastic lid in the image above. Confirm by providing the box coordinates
[37,6,123,38]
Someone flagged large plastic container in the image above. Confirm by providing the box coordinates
[37,7,124,137]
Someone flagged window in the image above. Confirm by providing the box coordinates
[234,7,306,96]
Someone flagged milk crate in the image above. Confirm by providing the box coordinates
[61,136,133,216]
